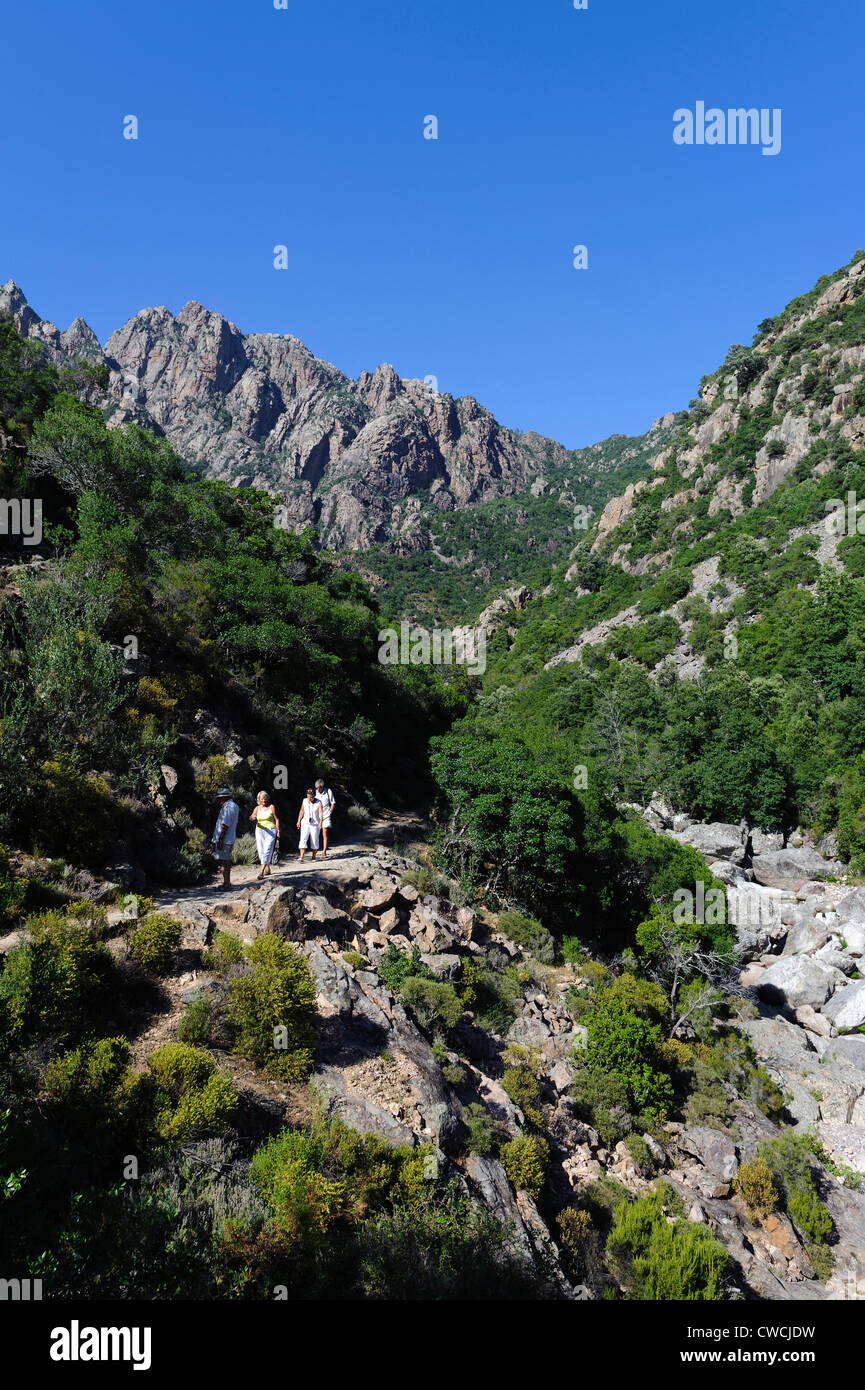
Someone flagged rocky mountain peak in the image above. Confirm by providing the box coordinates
[1,280,577,551]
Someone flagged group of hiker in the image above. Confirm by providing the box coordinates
[210,780,337,887]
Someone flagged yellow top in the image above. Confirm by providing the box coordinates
[256,803,276,829]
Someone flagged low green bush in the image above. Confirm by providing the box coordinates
[226,934,316,1081]
[624,1133,657,1178]
[733,1155,778,1222]
[501,1133,549,1200]
[147,1042,238,1143]
[0,847,26,925]
[201,929,245,973]
[229,833,258,866]
[496,910,556,964]
[757,1131,833,1248]
[378,943,433,993]
[561,935,586,966]
[0,907,116,1041]
[177,995,212,1044]
[399,976,463,1036]
[129,912,182,975]
[462,1102,501,1156]
[606,1182,729,1300]
[501,1064,543,1129]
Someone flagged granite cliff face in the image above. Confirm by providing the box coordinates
[0,282,574,552]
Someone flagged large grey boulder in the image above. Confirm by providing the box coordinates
[821,1035,865,1073]
[822,979,865,1032]
[752,847,840,890]
[757,955,839,1010]
[836,889,865,956]
[781,913,833,957]
[675,822,747,863]
[677,1127,738,1182]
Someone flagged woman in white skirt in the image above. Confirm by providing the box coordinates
[297,787,322,862]
[249,791,280,879]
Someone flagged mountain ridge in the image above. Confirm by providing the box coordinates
[1,279,612,553]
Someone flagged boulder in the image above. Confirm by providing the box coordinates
[757,956,839,1010]
[781,915,833,958]
[548,1059,576,1094]
[821,1035,865,1073]
[835,889,865,956]
[822,979,865,1032]
[675,821,747,863]
[247,884,304,940]
[677,1126,738,1182]
[180,904,212,945]
[793,1005,833,1039]
[454,906,480,940]
[359,874,400,913]
[307,942,462,1153]
[507,1013,575,1063]
[302,894,347,929]
[419,952,461,981]
[752,847,840,890]
[377,906,402,935]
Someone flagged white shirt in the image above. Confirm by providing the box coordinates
[316,788,335,814]
[302,798,321,825]
[213,800,239,845]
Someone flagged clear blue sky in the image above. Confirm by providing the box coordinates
[2,0,863,448]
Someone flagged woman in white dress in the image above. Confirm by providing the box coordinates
[249,791,280,879]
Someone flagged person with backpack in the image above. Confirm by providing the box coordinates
[297,787,323,862]
[249,790,280,878]
[315,778,337,858]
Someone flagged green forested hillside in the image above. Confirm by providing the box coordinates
[426,252,865,910]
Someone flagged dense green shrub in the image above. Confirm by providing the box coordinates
[0,848,25,926]
[399,976,463,1036]
[0,908,115,1040]
[227,935,316,1081]
[130,912,182,975]
[147,1043,238,1143]
[462,1102,502,1156]
[501,1133,549,1199]
[177,995,213,1044]
[496,910,556,964]
[502,1062,543,1129]
[606,1183,729,1299]
[757,1131,833,1249]
[378,942,433,992]
[459,956,520,1032]
[577,975,674,1125]
[201,929,245,973]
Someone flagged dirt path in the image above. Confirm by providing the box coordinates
[151,813,427,915]
[125,812,428,1124]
